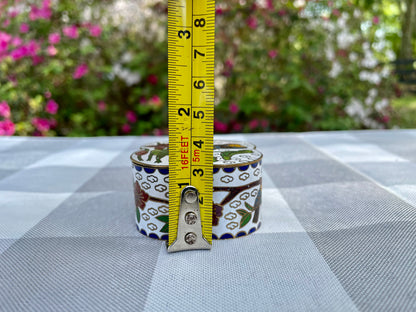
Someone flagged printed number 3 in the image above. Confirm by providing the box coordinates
[193,169,204,177]
[178,30,190,39]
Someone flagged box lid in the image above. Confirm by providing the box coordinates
[130,140,262,168]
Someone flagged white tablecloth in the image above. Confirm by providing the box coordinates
[1,130,416,311]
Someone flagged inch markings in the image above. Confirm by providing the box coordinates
[168,0,215,246]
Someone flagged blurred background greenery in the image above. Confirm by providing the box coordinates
[0,0,414,136]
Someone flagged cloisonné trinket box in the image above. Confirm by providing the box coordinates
[130,141,262,240]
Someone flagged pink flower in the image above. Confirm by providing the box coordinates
[20,23,29,33]
[0,32,12,45]
[260,119,269,128]
[246,16,258,29]
[229,102,239,114]
[11,37,22,47]
[268,50,278,59]
[149,95,162,108]
[223,59,234,76]
[214,119,228,133]
[45,99,58,114]
[225,58,234,69]
[97,101,107,112]
[3,19,10,27]
[32,55,43,65]
[153,128,163,136]
[63,25,79,39]
[29,2,52,21]
[147,74,158,85]
[10,41,39,60]
[32,117,50,132]
[121,123,131,134]
[248,119,259,130]
[266,0,274,10]
[89,25,102,37]
[0,43,8,56]
[126,110,137,123]
[278,9,287,17]
[381,115,390,123]
[49,118,57,128]
[48,32,60,44]
[47,45,57,56]
[332,9,340,17]
[0,120,15,136]
[73,64,88,79]
[216,8,224,15]
[42,0,51,8]
[45,91,51,98]
[373,16,379,25]
[232,122,243,132]
[8,10,18,18]
[27,40,40,56]
[10,46,26,60]
[0,101,11,118]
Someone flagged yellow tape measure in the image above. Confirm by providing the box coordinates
[168,0,215,248]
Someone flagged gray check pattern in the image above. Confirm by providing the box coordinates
[1,131,416,312]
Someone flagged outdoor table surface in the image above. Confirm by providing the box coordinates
[1,130,416,312]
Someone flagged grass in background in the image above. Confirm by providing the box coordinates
[391,95,416,128]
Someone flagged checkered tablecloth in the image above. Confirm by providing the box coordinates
[1,130,416,312]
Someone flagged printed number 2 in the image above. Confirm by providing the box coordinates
[178,108,190,116]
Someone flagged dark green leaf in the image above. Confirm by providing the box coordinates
[136,209,140,223]
[160,223,169,233]
[156,215,169,223]
[245,202,254,211]
[240,213,251,228]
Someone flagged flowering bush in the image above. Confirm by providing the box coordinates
[214,0,396,132]
[0,0,396,136]
[0,0,167,136]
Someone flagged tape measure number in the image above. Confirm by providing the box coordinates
[168,0,215,246]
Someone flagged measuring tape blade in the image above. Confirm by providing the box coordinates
[168,0,215,248]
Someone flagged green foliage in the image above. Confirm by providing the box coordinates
[391,95,416,128]
[0,0,167,136]
[0,0,397,136]
[214,0,396,132]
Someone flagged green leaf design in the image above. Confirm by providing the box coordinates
[136,209,140,223]
[157,215,169,233]
[240,213,251,228]
[221,150,252,160]
[156,215,169,223]
[160,223,169,233]
[245,202,254,211]
[236,209,248,217]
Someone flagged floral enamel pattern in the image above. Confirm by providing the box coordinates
[134,181,149,210]
[131,140,262,240]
